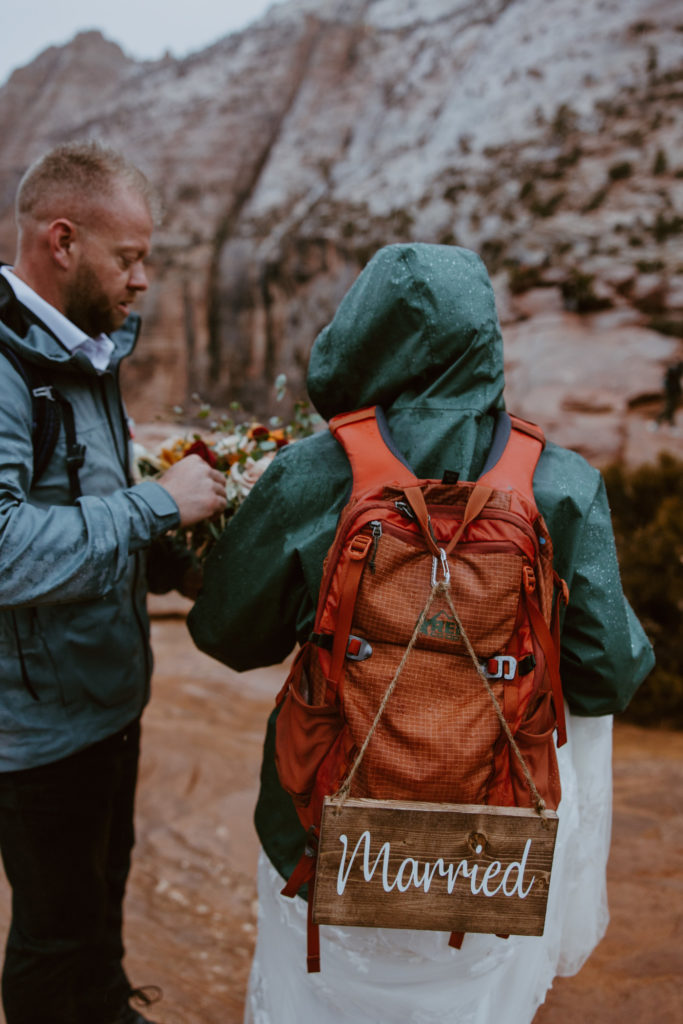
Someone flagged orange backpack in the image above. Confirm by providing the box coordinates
[274,406,568,971]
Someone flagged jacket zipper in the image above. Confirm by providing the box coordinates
[99,370,150,686]
[369,521,382,573]
[315,502,395,623]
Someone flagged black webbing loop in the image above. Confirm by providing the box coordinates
[52,390,85,501]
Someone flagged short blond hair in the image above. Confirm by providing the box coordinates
[16,140,160,225]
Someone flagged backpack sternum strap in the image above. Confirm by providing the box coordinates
[402,485,442,558]
[445,483,494,554]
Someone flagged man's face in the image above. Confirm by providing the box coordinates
[63,186,153,337]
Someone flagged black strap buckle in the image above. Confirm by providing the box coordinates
[66,442,87,471]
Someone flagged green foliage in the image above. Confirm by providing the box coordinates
[608,161,633,181]
[653,149,668,175]
[582,186,608,213]
[648,316,683,339]
[653,211,683,242]
[603,454,683,726]
[519,180,535,202]
[530,191,565,218]
[550,103,578,140]
[506,263,545,295]
[561,270,612,313]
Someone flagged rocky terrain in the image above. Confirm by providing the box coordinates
[1,0,682,465]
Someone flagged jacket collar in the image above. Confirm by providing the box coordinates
[0,272,140,371]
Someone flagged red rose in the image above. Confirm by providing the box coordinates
[248,423,270,441]
[184,438,218,467]
[271,428,289,448]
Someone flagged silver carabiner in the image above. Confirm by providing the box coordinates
[431,547,450,586]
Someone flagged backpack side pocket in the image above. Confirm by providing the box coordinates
[510,691,561,811]
[275,645,348,818]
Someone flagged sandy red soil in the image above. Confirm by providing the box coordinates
[0,602,681,1023]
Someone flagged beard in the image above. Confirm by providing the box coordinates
[63,258,129,337]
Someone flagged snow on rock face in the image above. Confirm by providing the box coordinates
[0,0,681,466]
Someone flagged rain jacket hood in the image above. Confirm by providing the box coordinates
[308,244,506,482]
[308,243,504,420]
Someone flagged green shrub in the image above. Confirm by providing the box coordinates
[582,186,608,212]
[506,263,545,294]
[653,149,668,175]
[530,191,565,217]
[653,211,683,242]
[608,161,633,181]
[551,103,578,139]
[602,454,683,726]
[561,270,612,312]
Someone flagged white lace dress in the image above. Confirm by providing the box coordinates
[244,710,613,1024]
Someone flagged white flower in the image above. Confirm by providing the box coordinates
[213,433,256,457]
[229,452,276,498]
[225,475,240,503]
[132,442,163,483]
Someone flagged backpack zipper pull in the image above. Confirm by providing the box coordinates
[394,500,416,520]
[369,520,382,573]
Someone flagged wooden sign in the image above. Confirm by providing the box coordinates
[313,796,558,936]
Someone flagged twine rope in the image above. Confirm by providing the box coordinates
[335,577,548,822]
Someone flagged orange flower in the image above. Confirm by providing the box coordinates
[270,428,289,448]
[159,439,191,468]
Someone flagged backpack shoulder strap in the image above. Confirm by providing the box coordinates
[477,412,545,506]
[0,340,81,496]
[329,406,418,496]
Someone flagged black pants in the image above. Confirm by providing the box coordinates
[0,721,141,1024]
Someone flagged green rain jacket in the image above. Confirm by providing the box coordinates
[189,243,654,882]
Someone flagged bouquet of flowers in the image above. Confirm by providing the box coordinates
[134,384,320,561]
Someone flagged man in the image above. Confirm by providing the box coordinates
[0,141,227,1024]
[189,243,654,1023]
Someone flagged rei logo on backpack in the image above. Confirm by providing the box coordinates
[274,405,568,971]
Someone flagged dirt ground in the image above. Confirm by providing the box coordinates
[0,602,681,1023]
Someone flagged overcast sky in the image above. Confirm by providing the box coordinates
[0,0,287,87]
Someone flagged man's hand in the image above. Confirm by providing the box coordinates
[157,455,228,526]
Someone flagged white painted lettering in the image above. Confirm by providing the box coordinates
[502,839,535,898]
[336,832,537,900]
[439,857,468,894]
[481,860,503,896]
[337,831,392,895]
[395,857,419,892]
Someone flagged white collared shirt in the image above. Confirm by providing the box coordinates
[0,266,114,372]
